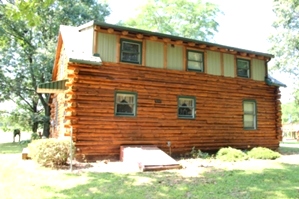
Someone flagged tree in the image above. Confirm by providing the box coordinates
[121,0,221,41]
[0,0,110,137]
[270,0,299,76]
[281,102,299,123]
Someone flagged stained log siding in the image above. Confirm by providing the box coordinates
[63,62,281,161]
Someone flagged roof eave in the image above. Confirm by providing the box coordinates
[93,21,274,59]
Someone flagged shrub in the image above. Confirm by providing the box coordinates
[216,147,248,162]
[31,132,40,140]
[247,147,281,160]
[190,147,210,159]
[28,138,75,167]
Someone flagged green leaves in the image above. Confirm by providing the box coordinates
[122,0,221,41]
[270,0,299,76]
[0,0,111,135]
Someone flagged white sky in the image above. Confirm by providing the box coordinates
[105,0,275,53]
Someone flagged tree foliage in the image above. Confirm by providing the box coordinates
[121,0,221,41]
[0,0,110,136]
[281,101,299,123]
[270,0,299,76]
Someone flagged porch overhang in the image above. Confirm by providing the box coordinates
[37,79,68,93]
[265,76,286,88]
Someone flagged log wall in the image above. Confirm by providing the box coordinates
[55,62,282,161]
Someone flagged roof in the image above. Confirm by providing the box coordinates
[265,75,287,87]
[59,25,102,65]
[78,20,274,59]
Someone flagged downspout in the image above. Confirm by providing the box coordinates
[265,57,271,79]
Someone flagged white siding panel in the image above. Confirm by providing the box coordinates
[145,40,164,68]
[167,44,183,70]
[96,32,117,62]
[207,51,221,75]
[252,59,265,81]
[223,53,235,77]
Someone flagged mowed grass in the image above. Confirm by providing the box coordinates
[0,142,28,154]
[0,142,299,199]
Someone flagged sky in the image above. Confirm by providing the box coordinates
[105,0,293,103]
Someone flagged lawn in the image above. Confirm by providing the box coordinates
[0,142,299,199]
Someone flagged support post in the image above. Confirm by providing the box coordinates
[70,126,73,172]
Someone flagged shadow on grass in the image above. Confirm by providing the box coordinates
[40,163,299,199]
[0,142,28,154]
[278,146,299,155]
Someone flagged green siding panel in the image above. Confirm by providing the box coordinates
[252,59,265,81]
[207,51,221,75]
[223,53,235,77]
[145,40,164,68]
[167,44,183,70]
[97,32,117,62]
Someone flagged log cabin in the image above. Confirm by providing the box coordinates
[37,21,286,161]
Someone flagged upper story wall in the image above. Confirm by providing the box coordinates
[92,29,268,82]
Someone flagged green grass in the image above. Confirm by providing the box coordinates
[0,143,299,199]
[0,142,28,154]
[278,146,299,155]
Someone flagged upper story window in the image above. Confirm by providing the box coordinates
[187,50,204,72]
[120,39,142,64]
[115,92,137,116]
[178,96,196,119]
[243,100,257,130]
[237,58,250,78]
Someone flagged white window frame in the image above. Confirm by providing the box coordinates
[187,50,204,72]
[178,96,196,119]
[115,92,137,116]
[237,58,250,78]
[243,100,257,130]
[120,39,142,64]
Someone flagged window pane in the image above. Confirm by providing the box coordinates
[178,98,194,118]
[188,51,202,61]
[120,40,141,64]
[116,93,135,115]
[244,115,254,127]
[121,52,140,63]
[243,100,256,129]
[237,60,249,69]
[122,42,139,53]
[188,61,202,70]
[244,102,254,113]
[238,69,249,77]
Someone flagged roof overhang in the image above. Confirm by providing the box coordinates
[265,76,286,87]
[83,20,274,59]
[37,79,68,93]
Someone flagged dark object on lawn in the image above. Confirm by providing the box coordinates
[13,129,21,143]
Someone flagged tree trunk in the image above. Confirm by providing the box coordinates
[32,121,38,133]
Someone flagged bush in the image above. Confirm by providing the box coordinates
[216,147,248,162]
[247,147,281,160]
[28,138,75,167]
[190,147,210,159]
[31,132,40,140]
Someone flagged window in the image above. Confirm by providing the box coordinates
[178,96,196,119]
[187,50,204,72]
[115,92,137,116]
[237,59,250,78]
[243,100,257,129]
[120,39,142,64]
